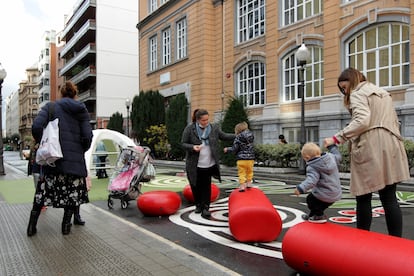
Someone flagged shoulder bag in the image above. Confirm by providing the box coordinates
[36,102,63,166]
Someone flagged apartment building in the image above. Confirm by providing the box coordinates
[18,65,40,148]
[5,90,19,138]
[38,30,58,109]
[59,0,139,129]
[137,0,414,145]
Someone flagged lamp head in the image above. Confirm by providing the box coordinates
[296,44,310,66]
[125,98,131,109]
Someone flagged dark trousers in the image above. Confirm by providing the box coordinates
[306,193,333,217]
[96,156,107,178]
[191,166,214,210]
[356,183,402,237]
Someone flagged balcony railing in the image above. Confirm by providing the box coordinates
[78,88,96,102]
[60,43,96,76]
[60,19,96,58]
[70,65,96,84]
[61,0,97,40]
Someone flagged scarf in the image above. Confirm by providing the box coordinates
[196,123,211,145]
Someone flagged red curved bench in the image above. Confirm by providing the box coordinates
[182,183,220,203]
[137,191,181,216]
[228,188,282,242]
[282,222,414,275]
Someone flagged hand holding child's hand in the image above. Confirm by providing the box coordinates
[294,188,301,196]
[223,148,227,153]
[324,137,334,148]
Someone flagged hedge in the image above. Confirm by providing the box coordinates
[254,140,414,173]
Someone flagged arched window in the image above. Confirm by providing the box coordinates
[236,61,266,107]
[282,46,324,102]
[346,23,409,88]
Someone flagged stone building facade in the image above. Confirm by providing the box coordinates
[138,0,414,145]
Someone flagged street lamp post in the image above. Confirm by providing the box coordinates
[0,64,7,175]
[125,98,131,137]
[296,43,310,175]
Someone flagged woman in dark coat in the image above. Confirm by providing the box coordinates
[181,109,235,218]
[28,81,93,236]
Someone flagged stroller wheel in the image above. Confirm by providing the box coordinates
[121,200,129,209]
[108,199,114,209]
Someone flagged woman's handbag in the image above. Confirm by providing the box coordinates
[36,103,63,166]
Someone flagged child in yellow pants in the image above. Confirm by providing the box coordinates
[224,122,255,192]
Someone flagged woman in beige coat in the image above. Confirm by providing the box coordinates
[324,68,409,237]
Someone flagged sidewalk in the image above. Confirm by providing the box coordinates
[0,161,239,276]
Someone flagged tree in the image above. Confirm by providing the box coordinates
[107,112,124,133]
[221,97,250,166]
[165,94,188,160]
[131,90,165,145]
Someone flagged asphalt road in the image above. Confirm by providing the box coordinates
[3,151,414,275]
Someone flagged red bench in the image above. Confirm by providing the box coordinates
[228,188,282,242]
[137,191,181,216]
[182,183,220,203]
[282,222,414,275]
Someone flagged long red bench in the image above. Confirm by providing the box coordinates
[228,188,282,242]
[282,222,414,275]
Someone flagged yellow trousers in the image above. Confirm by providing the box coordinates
[236,160,254,184]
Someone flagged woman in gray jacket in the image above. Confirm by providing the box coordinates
[324,68,409,237]
[181,109,235,218]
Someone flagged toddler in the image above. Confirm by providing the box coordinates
[224,122,255,192]
[294,142,342,223]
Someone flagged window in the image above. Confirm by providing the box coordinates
[162,28,171,66]
[237,61,266,107]
[149,0,157,13]
[283,126,319,144]
[160,0,169,4]
[176,18,187,60]
[237,0,265,43]
[347,23,409,88]
[149,35,158,71]
[283,0,322,26]
[282,46,324,102]
[45,49,49,56]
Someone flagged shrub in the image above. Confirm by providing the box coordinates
[143,124,169,159]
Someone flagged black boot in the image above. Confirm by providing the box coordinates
[27,209,41,237]
[73,206,85,225]
[62,208,74,235]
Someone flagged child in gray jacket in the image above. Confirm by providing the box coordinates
[294,142,342,223]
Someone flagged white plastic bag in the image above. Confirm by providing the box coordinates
[36,118,63,166]
[142,163,156,181]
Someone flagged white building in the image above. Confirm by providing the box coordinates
[59,0,139,129]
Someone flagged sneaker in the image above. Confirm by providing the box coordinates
[308,215,327,223]
[246,182,253,189]
[238,184,246,192]
[194,206,202,214]
[201,209,211,218]
[301,214,309,220]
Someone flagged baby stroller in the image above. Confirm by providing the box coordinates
[107,145,155,209]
